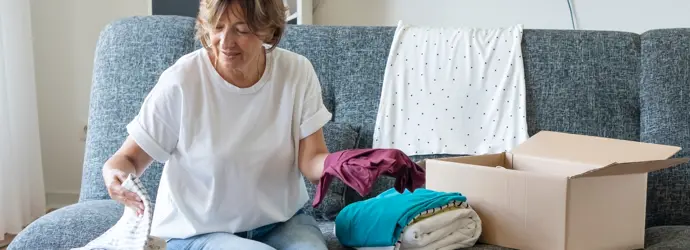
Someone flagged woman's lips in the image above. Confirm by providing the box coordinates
[222,51,241,58]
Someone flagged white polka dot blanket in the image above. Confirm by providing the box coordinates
[373,21,529,156]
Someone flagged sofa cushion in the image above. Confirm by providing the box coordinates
[520,30,641,142]
[281,26,642,150]
[80,15,199,202]
[302,122,360,221]
[322,122,359,156]
[317,221,690,250]
[640,28,690,227]
[12,200,690,250]
[645,226,690,250]
[317,221,513,250]
[8,200,123,250]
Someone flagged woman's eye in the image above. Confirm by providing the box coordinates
[236,25,250,34]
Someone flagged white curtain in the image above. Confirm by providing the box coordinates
[0,0,47,241]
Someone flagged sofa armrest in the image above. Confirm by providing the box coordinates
[8,200,124,250]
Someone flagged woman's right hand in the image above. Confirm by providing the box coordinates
[104,167,145,216]
[103,163,145,216]
[102,136,154,216]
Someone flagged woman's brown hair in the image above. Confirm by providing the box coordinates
[195,0,287,52]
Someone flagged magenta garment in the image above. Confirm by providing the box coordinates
[312,148,426,207]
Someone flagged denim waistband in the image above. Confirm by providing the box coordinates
[236,209,304,240]
[164,209,305,242]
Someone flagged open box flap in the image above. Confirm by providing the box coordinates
[569,158,690,178]
[511,131,682,166]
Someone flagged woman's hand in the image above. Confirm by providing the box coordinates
[102,136,154,216]
[104,167,144,216]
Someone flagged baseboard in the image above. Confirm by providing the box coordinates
[0,234,15,248]
[46,191,79,209]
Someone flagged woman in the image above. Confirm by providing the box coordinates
[101,0,331,249]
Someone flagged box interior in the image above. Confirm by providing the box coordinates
[433,153,602,178]
[432,131,688,178]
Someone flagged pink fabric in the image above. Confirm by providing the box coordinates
[312,148,426,207]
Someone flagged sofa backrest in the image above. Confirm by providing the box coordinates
[639,29,690,227]
[80,15,690,228]
[80,16,199,204]
[279,25,644,149]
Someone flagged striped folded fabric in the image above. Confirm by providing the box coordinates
[72,174,166,250]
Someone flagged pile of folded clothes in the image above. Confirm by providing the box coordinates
[312,148,482,249]
[334,187,481,250]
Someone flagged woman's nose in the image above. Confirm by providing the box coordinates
[220,38,235,48]
[220,30,237,46]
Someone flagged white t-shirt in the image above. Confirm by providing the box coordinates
[125,47,332,240]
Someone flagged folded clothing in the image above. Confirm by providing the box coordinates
[335,188,478,249]
[72,174,166,250]
[313,148,425,207]
[399,202,481,250]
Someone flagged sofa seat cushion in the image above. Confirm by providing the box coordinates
[11,200,690,250]
[9,200,124,250]
[317,221,512,250]
[645,226,690,250]
[318,222,690,250]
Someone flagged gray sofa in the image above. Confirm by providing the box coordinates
[9,15,690,250]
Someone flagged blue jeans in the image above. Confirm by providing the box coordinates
[166,211,328,250]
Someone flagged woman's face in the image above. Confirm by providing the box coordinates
[209,3,266,71]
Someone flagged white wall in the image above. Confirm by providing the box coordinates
[30,0,150,208]
[313,0,690,34]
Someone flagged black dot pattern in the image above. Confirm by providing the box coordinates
[373,22,529,156]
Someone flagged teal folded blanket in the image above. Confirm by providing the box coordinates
[334,187,467,247]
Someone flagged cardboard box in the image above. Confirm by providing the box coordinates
[424,131,689,250]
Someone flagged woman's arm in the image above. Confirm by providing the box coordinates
[104,136,154,177]
[298,128,330,184]
[102,136,154,215]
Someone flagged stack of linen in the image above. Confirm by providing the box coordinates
[335,188,481,250]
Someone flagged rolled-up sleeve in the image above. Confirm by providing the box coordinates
[299,60,332,139]
[126,71,181,163]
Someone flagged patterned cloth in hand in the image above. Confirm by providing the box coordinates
[72,174,166,250]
